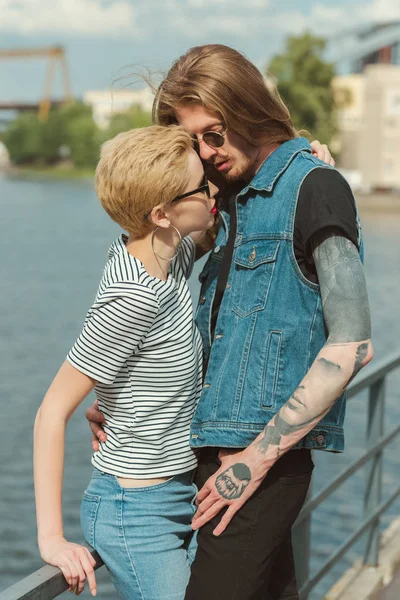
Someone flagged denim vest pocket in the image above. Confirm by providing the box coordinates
[232,240,280,318]
[261,330,282,408]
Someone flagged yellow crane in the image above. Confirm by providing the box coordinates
[0,46,73,120]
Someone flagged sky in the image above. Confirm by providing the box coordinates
[1,0,400,102]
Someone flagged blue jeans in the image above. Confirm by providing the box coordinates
[81,468,198,600]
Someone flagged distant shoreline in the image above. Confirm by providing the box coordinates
[357,193,400,213]
[1,165,95,181]
[1,167,400,212]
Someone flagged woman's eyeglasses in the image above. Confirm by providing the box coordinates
[171,174,210,203]
[144,174,210,220]
[192,129,227,150]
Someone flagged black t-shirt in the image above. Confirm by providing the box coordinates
[210,168,358,339]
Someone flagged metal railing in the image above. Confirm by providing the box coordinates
[0,551,103,600]
[293,350,400,599]
[1,351,400,599]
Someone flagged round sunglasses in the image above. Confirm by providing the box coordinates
[192,128,227,150]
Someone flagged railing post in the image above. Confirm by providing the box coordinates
[293,476,312,598]
[363,377,385,565]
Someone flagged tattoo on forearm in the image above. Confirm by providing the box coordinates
[318,357,341,372]
[311,229,371,344]
[349,342,370,381]
[257,424,281,449]
[290,385,306,409]
[255,406,328,455]
[215,463,251,500]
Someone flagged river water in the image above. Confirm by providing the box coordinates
[0,175,399,599]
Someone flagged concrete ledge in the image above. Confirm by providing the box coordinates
[357,193,400,213]
[325,518,400,600]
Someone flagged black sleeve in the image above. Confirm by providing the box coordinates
[295,167,359,261]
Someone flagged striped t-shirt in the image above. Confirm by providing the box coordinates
[67,234,202,478]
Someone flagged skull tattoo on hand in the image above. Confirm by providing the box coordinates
[215,463,251,500]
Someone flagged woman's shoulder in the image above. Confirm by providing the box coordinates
[95,236,160,306]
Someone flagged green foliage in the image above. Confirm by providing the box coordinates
[66,116,105,168]
[2,102,101,166]
[2,101,153,169]
[267,32,337,144]
[2,112,44,164]
[107,105,152,139]
[38,110,68,163]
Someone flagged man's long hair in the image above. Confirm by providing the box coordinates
[153,44,297,148]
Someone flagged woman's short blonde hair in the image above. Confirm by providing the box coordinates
[95,125,192,237]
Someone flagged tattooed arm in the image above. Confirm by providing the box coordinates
[192,227,373,535]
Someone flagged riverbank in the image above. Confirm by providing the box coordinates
[1,165,95,181]
[2,166,400,211]
[357,193,400,213]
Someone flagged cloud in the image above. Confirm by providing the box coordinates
[0,0,137,36]
[365,0,400,22]
[187,0,269,7]
[172,14,265,38]
[307,0,400,34]
[1,0,398,45]
[160,1,294,40]
[155,1,366,42]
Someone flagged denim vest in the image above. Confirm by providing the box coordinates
[191,137,363,453]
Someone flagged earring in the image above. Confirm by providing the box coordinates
[151,225,182,261]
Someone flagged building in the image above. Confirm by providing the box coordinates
[333,65,400,190]
[332,73,365,172]
[331,22,400,190]
[84,88,154,129]
[0,141,10,168]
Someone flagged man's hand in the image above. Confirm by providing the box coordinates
[310,140,335,166]
[85,400,107,452]
[39,535,97,596]
[192,447,270,536]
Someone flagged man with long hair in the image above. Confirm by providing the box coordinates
[90,45,373,599]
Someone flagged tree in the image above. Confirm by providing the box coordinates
[3,113,45,164]
[66,116,105,168]
[107,105,152,139]
[1,101,151,169]
[60,102,104,167]
[267,32,337,144]
[2,102,103,168]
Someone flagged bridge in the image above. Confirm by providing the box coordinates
[328,21,400,73]
[0,101,65,112]
[0,46,73,120]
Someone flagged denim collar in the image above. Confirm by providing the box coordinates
[238,137,312,196]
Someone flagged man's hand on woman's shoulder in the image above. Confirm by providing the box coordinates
[310,140,335,166]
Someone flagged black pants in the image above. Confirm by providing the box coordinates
[185,448,314,600]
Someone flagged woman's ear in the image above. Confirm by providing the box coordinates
[149,206,170,229]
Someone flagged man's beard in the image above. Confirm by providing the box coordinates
[218,153,252,183]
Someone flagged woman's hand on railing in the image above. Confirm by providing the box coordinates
[39,535,97,596]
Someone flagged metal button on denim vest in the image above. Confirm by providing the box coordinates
[192,137,363,452]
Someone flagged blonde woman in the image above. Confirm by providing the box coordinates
[34,125,218,599]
